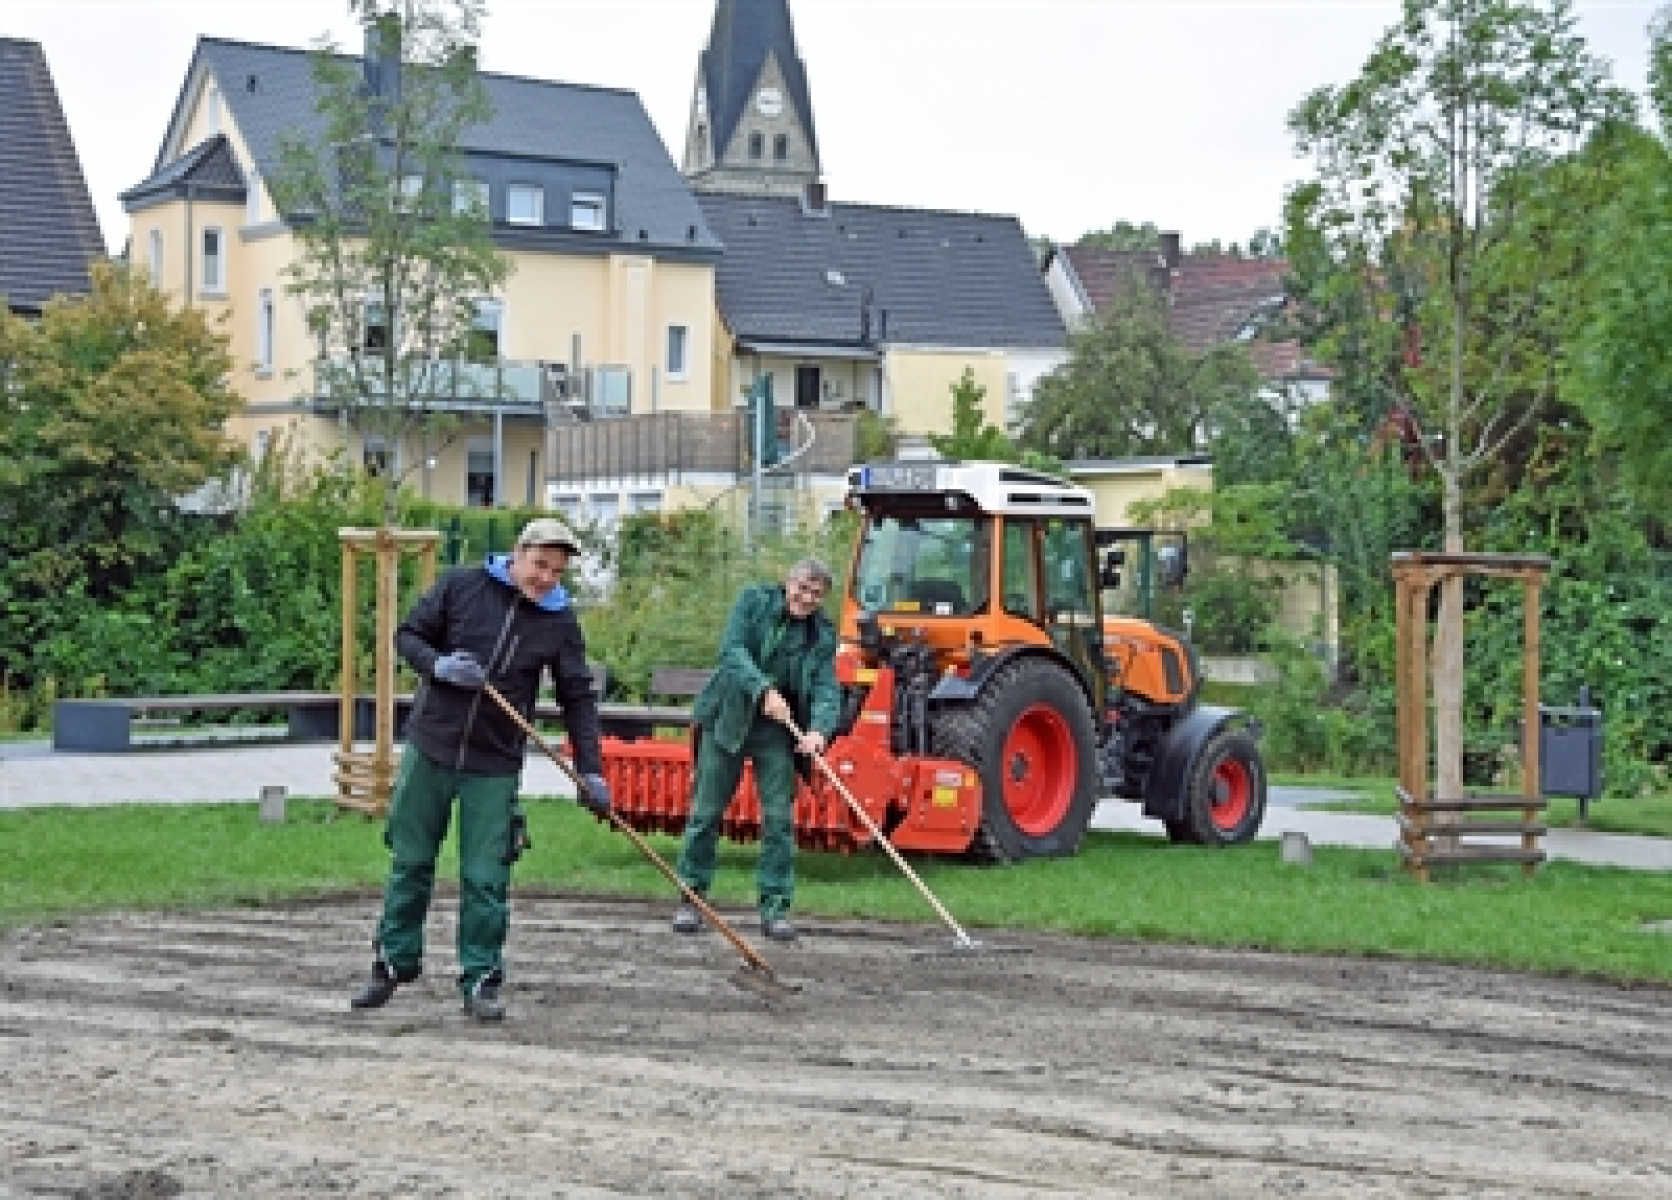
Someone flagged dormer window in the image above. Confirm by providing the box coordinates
[748,132,764,160]
[774,134,789,161]
[507,184,544,226]
[570,193,606,232]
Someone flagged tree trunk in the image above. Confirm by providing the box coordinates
[1435,458,1465,826]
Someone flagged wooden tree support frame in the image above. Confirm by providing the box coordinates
[1392,551,1553,883]
[335,528,440,817]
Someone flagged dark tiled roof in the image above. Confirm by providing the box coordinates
[701,0,818,165]
[121,133,246,207]
[699,194,1065,350]
[1061,244,1327,381]
[0,39,105,313]
[147,37,720,255]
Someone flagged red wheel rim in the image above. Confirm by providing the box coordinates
[1210,754,1252,832]
[1000,703,1076,836]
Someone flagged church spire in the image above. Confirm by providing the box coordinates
[683,0,822,196]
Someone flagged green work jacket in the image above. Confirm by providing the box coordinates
[693,583,840,755]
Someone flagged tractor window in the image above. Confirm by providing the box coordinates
[852,514,990,616]
[1043,518,1096,622]
[1001,519,1040,620]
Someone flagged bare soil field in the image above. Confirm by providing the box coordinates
[1,892,1669,1198]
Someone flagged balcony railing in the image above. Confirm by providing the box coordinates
[548,410,859,485]
[312,356,556,411]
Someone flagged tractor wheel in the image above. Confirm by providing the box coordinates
[1171,727,1267,846]
[932,656,1098,863]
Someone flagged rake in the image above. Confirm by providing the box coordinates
[781,716,1026,957]
[483,684,800,1001]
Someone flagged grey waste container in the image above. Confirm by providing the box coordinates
[1539,688,1603,818]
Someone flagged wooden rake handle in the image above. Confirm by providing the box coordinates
[781,717,978,948]
[481,683,780,978]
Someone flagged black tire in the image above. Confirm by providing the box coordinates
[1173,727,1267,846]
[932,656,1099,863]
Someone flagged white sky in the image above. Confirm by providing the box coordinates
[6,0,1661,257]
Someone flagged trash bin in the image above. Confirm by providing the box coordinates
[1539,686,1603,818]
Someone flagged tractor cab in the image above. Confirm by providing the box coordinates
[843,461,1109,712]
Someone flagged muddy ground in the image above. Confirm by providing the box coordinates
[1,893,1669,1199]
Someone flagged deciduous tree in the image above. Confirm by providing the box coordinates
[1285,0,1633,796]
[271,0,510,523]
[1016,266,1270,473]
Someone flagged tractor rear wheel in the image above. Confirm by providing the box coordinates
[933,656,1098,863]
[1168,727,1267,846]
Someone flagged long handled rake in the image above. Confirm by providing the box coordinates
[482,684,800,1000]
[781,717,1025,957]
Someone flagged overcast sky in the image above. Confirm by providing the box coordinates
[7,0,1662,257]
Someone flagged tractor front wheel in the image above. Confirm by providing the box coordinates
[1168,727,1267,846]
[933,656,1098,863]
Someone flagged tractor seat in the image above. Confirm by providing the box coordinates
[908,580,966,613]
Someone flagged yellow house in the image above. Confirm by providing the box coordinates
[120,33,723,510]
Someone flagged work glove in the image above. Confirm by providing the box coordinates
[578,773,612,819]
[433,650,486,689]
[502,804,531,866]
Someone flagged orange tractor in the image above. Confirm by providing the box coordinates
[600,461,1267,861]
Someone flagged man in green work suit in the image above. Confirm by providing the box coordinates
[671,559,840,942]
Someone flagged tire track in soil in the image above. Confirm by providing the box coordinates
[1,895,1669,1197]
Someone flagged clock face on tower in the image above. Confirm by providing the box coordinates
[754,86,784,118]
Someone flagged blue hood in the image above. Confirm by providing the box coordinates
[486,553,570,612]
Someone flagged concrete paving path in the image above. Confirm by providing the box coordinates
[1,738,1667,872]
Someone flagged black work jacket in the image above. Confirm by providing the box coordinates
[396,560,604,777]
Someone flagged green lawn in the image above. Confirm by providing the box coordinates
[4,797,1671,985]
[1277,773,1672,838]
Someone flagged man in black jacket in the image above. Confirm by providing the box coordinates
[350,517,610,1021]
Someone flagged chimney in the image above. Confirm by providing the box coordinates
[364,13,402,107]
[802,180,829,217]
[1160,231,1182,269]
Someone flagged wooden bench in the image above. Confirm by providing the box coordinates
[52,692,349,753]
[591,666,712,740]
[1396,786,1548,880]
[50,666,708,753]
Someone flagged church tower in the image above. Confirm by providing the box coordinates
[683,0,822,197]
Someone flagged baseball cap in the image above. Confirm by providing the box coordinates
[516,517,581,554]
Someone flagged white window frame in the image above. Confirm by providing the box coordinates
[363,434,393,476]
[362,298,389,353]
[467,297,504,361]
[200,226,226,296]
[665,324,689,381]
[507,184,544,226]
[256,288,275,375]
[147,229,162,288]
[452,178,489,217]
[570,192,606,231]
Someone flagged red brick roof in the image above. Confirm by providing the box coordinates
[1061,244,1330,382]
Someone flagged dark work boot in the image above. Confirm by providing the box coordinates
[462,974,506,1022]
[350,941,420,1011]
[761,915,799,943]
[671,901,703,934]
[350,961,399,1010]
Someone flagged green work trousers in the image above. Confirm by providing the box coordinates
[676,719,800,920]
[376,745,517,997]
